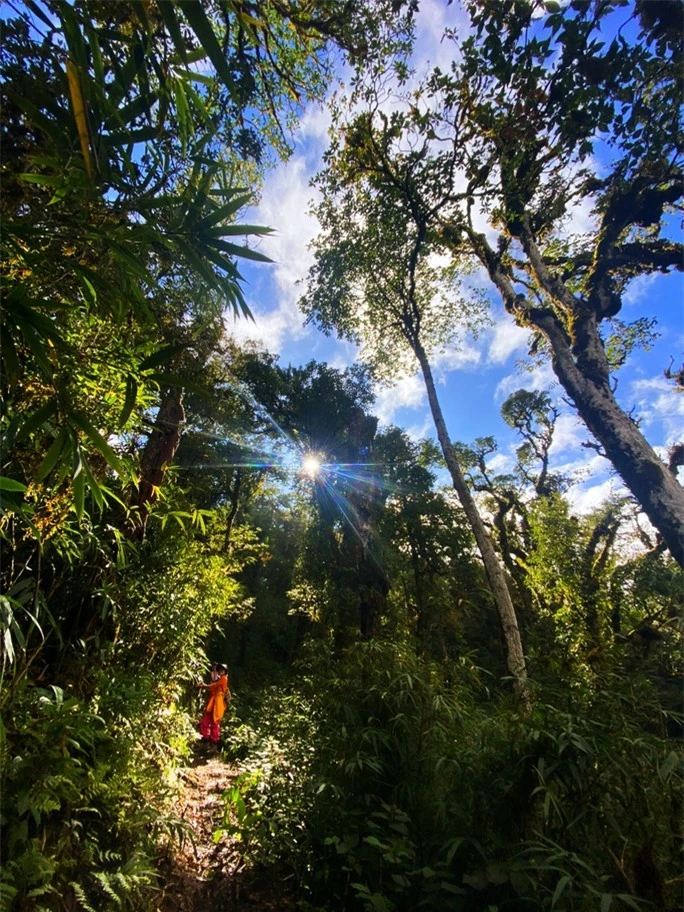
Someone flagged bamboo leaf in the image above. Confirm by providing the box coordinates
[0,325,21,387]
[101,126,161,147]
[177,1,237,94]
[147,373,210,396]
[17,173,63,187]
[66,59,94,179]
[25,0,55,29]
[174,67,215,86]
[172,76,191,154]
[205,224,273,237]
[82,459,104,510]
[552,875,572,908]
[119,375,138,426]
[16,398,58,442]
[70,412,124,474]
[210,240,272,263]
[36,427,69,482]
[0,478,28,493]
[157,0,189,65]
[139,344,187,371]
[73,467,85,521]
[196,195,255,230]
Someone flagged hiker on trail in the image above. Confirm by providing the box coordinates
[197,662,231,744]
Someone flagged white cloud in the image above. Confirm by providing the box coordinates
[412,0,469,76]
[548,413,586,457]
[295,101,333,151]
[557,176,598,238]
[246,155,321,299]
[405,413,435,441]
[374,372,426,425]
[487,314,532,365]
[570,477,625,515]
[486,451,516,475]
[328,340,361,371]
[223,109,331,354]
[555,450,606,483]
[494,360,557,402]
[226,294,308,355]
[630,375,684,445]
[623,273,658,307]
[432,342,482,376]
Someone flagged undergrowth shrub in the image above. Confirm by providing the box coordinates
[0,680,172,911]
[0,527,240,910]
[221,638,683,912]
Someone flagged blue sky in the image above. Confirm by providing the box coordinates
[225,0,683,518]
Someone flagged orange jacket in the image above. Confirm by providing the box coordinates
[204,674,229,723]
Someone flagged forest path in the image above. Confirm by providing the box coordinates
[157,743,294,911]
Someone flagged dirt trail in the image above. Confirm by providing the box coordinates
[157,744,297,911]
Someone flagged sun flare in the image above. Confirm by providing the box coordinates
[302,455,321,478]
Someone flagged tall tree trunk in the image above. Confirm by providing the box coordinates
[132,387,185,539]
[413,339,530,705]
[224,469,242,552]
[519,224,684,566]
[469,225,684,567]
[533,308,684,567]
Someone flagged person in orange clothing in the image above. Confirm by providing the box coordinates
[197,662,231,744]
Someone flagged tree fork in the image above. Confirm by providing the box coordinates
[467,226,684,567]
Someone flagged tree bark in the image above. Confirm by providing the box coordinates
[224,469,242,552]
[133,387,185,539]
[533,308,684,567]
[468,226,684,567]
[413,338,530,706]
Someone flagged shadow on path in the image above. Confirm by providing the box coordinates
[156,743,297,911]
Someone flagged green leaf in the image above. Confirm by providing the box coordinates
[552,875,572,909]
[101,126,161,147]
[658,750,681,782]
[147,372,210,397]
[210,240,272,263]
[0,478,28,493]
[615,894,645,910]
[16,398,58,442]
[36,427,69,482]
[119,375,138,426]
[177,1,237,94]
[83,459,104,510]
[25,0,55,29]
[70,412,124,474]
[18,173,64,187]
[139,344,187,371]
[206,224,273,237]
[157,0,190,66]
[174,67,215,86]
[445,837,466,864]
[73,468,85,521]
[0,325,21,387]
[172,76,191,154]
[196,195,257,230]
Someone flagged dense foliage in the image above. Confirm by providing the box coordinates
[1,2,681,912]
